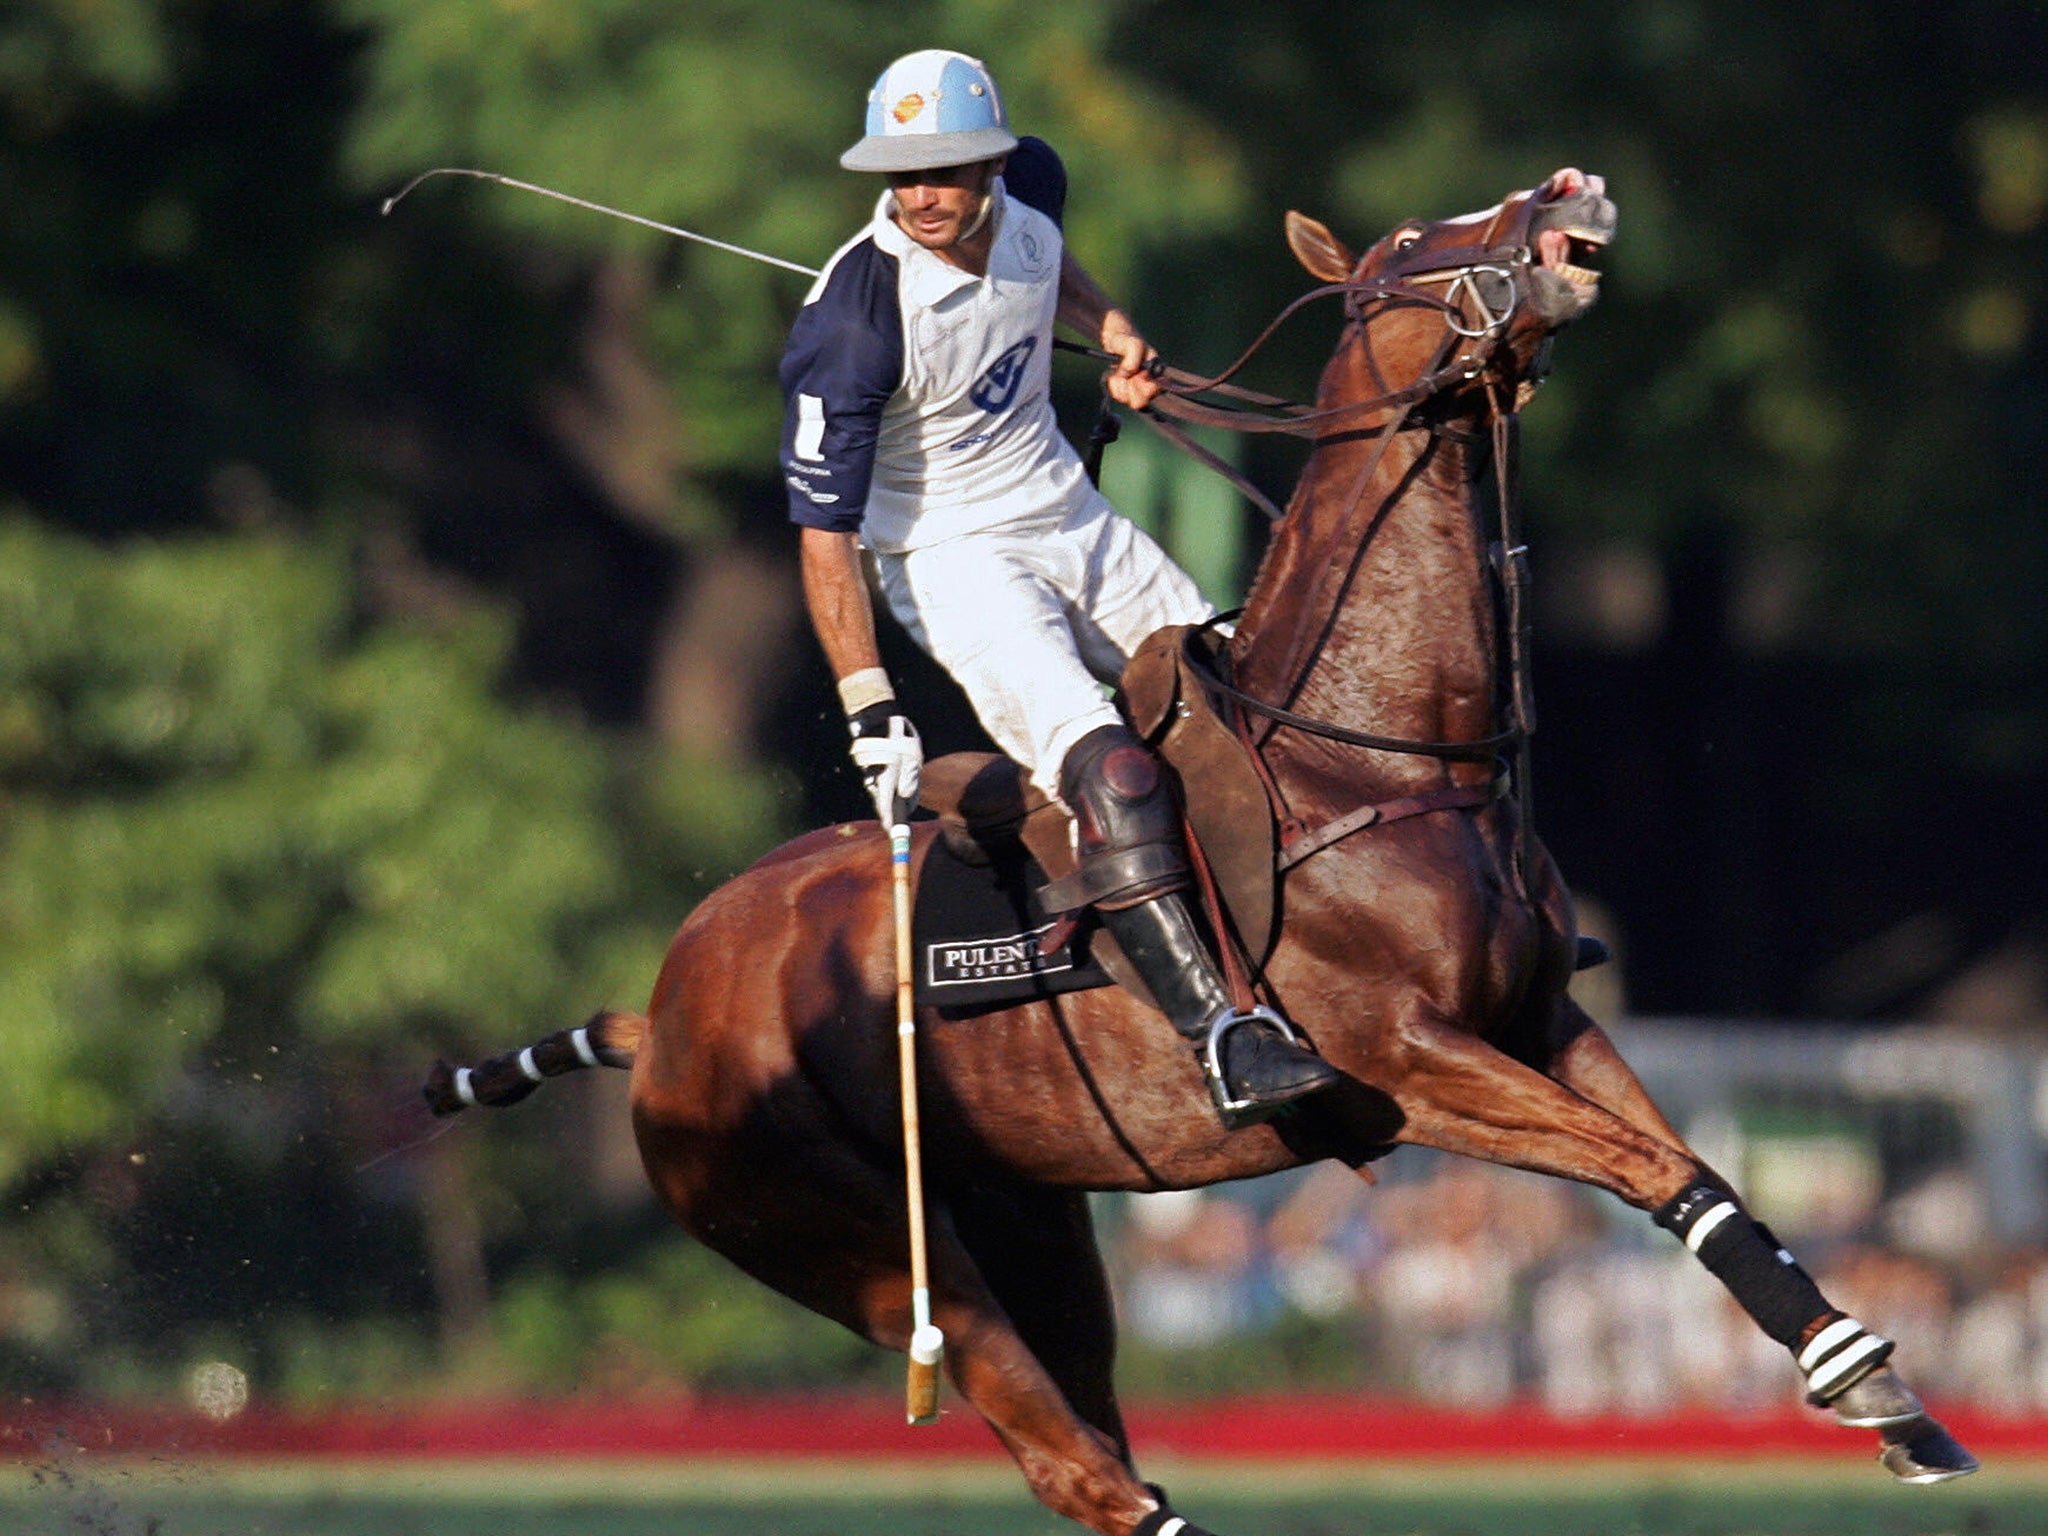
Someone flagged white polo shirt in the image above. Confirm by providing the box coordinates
[780,168,1096,554]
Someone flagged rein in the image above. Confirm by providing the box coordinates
[1137,275,1501,522]
[1146,234,1534,432]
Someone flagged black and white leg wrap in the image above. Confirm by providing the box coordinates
[1800,1315,1896,1406]
[1134,1484,1216,1536]
[1653,1184,1832,1350]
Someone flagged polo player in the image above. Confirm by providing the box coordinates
[779,48,1341,1127]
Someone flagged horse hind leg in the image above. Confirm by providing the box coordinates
[947,1184,1231,1535]
[1540,1002,1977,1482]
[948,1180,1131,1461]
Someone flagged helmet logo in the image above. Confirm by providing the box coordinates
[892,93,927,125]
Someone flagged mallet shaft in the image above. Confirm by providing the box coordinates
[893,823,943,1424]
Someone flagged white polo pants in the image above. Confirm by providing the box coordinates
[874,497,1215,796]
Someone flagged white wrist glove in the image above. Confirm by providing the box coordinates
[847,704,922,828]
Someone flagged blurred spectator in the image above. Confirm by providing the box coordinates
[1819,1244,1955,1390]
[1532,1250,1787,1415]
[1108,1148,2048,1416]
[1366,1163,1570,1407]
[1265,1161,1381,1318]
[1947,1254,2044,1414]
[1117,1189,1261,1347]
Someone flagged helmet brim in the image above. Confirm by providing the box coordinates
[840,126,1019,174]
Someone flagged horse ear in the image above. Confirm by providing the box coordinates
[1285,211,1355,282]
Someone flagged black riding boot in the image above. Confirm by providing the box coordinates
[1050,723,1341,1130]
[1099,893,1342,1128]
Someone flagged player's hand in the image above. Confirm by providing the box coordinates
[848,704,923,828]
[1100,312,1163,411]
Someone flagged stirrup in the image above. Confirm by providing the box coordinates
[1201,1005,1316,1130]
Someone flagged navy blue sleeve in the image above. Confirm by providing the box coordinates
[778,238,904,533]
[1003,136,1067,228]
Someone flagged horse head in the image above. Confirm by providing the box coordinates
[1283,168,1615,404]
[1231,169,1616,770]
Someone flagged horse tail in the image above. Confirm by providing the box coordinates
[422,1009,646,1117]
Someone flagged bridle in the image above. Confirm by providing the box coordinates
[1136,192,1546,506]
[1130,192,1555,872]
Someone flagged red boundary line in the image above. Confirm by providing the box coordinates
[10,1396,2048,1462]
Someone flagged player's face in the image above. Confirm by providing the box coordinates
[886,160,1000,252]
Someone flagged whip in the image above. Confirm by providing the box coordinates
[381,167,823,276]
[380,166,1145,373]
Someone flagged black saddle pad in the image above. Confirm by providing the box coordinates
[914,834,1113,1015]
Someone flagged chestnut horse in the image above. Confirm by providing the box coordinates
[428,170,1975,1531]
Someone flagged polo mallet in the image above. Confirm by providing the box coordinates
[379,167,823,275]
[890,810,945,1423]
[849,716,942,1424]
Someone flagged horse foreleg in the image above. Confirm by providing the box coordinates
[1531,1003,1862,1369]
[1399,1004,1976,1481]
[1388,1017,1874,1370]
[1540,1002,1760,1209]
[1542,1001,1693,1158]
[1386,1011,1845,1367]
[1383,1006,1698,1203]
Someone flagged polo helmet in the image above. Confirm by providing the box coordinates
[840,50,1018,174]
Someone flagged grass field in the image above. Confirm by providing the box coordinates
[7,1455,2048,1536]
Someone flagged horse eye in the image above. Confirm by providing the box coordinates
[1393,229,1423,251]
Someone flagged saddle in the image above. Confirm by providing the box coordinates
[1122,623,1279,964]
[918,624,1278,999]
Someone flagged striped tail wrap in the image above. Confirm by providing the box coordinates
[422,1010,645,1117]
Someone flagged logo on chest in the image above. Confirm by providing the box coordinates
[969,336,1038,413]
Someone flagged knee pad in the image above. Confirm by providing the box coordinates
[1043,725,1187,912]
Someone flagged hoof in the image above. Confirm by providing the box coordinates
[1878,1415,1980,1485]
[1831,1365,1923,1429]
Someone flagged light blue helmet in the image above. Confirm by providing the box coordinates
[840,50,1019,174]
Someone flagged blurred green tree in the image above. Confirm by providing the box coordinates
[0,512,635,1184]
[337,0,1248,476]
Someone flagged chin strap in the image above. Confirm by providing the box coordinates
[956,189,995,245]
